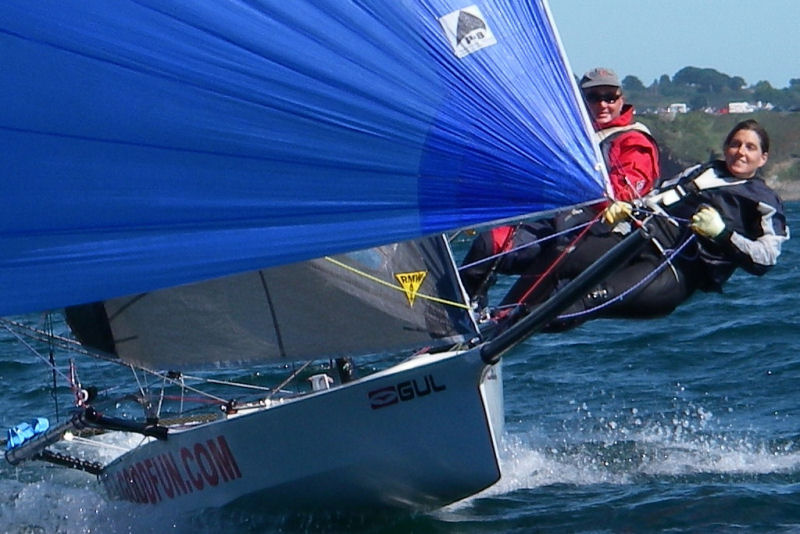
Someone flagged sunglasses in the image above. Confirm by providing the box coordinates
[585,92,621,104]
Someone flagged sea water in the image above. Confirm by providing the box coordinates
[1,203,798,533]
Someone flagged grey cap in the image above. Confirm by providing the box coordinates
[580,67,620,89]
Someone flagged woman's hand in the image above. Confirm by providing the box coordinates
[691,205,726,239]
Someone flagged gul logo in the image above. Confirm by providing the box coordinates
[395,271,427,306]
[368,374,446,410]
[438,5,497,58]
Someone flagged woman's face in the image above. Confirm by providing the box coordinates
[724,129,768,179]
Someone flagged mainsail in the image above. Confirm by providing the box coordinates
[66,236,478,368]
[0,0,605,316]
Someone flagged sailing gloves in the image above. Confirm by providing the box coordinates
[691,205,726,239]
[602,201,632,226]
[603,200,727,240]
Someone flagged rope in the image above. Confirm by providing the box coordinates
[458,219,597,271]
[324,256,471,310]
[487,203,697,321]
[557,231,697,320]
[511,211,605,307]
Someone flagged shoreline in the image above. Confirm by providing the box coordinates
[768,179,800,202]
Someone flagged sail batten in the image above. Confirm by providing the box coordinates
[1,0,603,316]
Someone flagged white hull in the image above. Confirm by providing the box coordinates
[99,348,503,513]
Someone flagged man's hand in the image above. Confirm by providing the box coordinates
[603,201,632,225]
[691,205,726,239]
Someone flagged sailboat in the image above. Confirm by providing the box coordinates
[1,0,646,512]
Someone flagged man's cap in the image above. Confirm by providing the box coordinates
[580,68,620,90]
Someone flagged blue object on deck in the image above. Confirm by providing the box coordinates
[6,418,50,450]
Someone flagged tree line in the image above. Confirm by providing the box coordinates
[620,67,800,111]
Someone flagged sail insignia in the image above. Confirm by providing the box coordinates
[438,5,497,58]
[395,271,428,307]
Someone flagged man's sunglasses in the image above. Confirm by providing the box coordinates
[585,92,621,104]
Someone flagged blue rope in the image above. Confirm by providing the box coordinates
[458,220,597,271]
[557,233,697,320]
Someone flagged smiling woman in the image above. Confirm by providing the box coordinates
[499,119,789,332]
[724,120,770,178]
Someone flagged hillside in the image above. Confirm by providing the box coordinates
[620,66,800,112]
[634,111,800,201]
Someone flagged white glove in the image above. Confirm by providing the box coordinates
[691,205,726,239]
[603,201,632,225]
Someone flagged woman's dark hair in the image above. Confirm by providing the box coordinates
[724,119,770,153]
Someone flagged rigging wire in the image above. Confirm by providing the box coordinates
[458,218,597,272]
[511,211,604,307]
[0,317,282,410]
[45,313,60,421]
[0,320,73,385]
[176,375,275,392]
[469,222,522,303]
[267,360,314,400]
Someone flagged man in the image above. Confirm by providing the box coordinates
[579,67,659,201]
[461,67,660,307]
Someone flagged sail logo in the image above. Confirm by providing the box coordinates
[438,5,497,58]
[395,270,427,306]
[368,374,446,410]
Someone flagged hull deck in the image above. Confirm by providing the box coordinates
[99,348,503,512]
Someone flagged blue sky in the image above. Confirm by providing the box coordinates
[548,0,800,89]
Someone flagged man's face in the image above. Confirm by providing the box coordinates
[583,85,623,126]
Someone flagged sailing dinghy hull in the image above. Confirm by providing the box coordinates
[99,349,503,512]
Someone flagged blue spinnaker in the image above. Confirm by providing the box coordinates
[0,0,604,316]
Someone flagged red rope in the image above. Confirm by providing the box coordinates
[512,210,604,306]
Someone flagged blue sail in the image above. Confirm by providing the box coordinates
[0,0,604,316]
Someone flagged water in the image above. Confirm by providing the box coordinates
[1,203,798,533]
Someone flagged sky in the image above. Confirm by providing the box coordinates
[547,0,800,89]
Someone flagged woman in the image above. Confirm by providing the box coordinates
[503,119,789,331]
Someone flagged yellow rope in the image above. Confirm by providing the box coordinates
[323,256,471,310]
